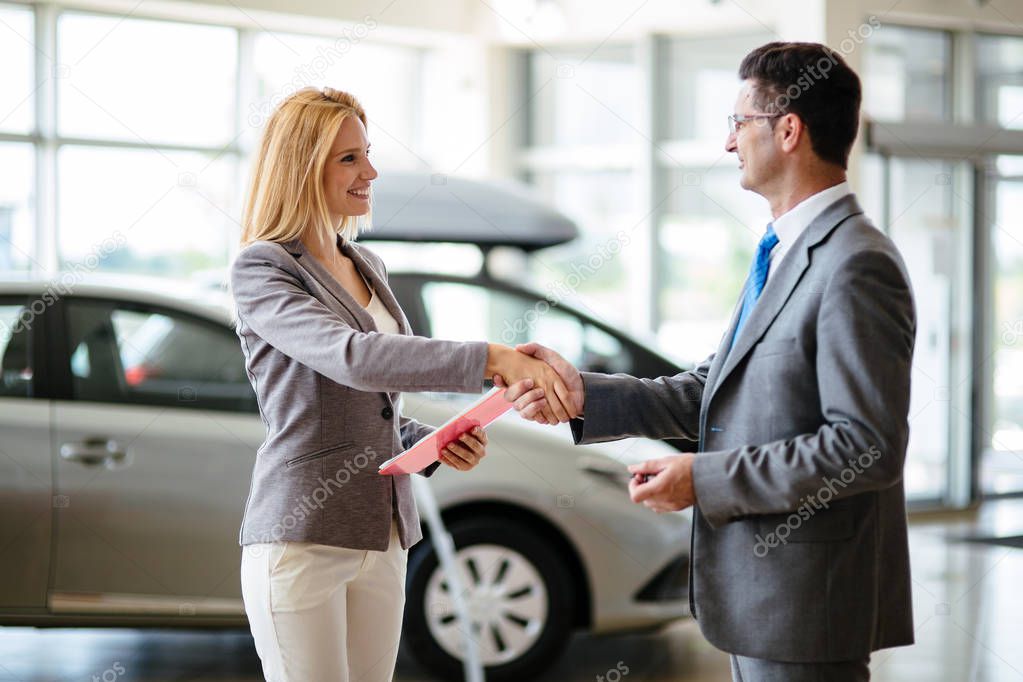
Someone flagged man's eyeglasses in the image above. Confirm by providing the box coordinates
[728,113,782,135]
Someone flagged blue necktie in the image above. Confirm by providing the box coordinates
[729,223,779,351]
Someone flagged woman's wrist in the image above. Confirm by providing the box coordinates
[485,343,508,379]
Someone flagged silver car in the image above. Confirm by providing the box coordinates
[0,274,689,680]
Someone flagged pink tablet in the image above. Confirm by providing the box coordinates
[378,387,513,475]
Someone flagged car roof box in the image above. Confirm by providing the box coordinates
[362,172,578,252]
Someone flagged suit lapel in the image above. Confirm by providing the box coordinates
[700,289,746,425]
[707,243,811,404]
[703,194,864,407]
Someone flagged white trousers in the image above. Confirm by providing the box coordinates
[241,519,408,682]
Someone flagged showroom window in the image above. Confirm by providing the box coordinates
[862,25,966,505]
[251,32,424,169]
[519,44,646,333]
[2,2,426,279]
[57,13,237,146]
[0,4,33,135]
[518,34,771,350]
[977,36,1023,497]
[985,153,1023,493]
[863,26,1023,504]
[528,45,639,147]
[976,34,1023,129]
[0,4,35,274]
[0,143,34,273]
[862,25,952,122]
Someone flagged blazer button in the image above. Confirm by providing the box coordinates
[381,406,394,420]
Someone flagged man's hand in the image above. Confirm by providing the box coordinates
[440,427,488,471]
[628,454,697,513]
[494,343,584,425]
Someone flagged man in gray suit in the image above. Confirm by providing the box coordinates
[502,42,916,681]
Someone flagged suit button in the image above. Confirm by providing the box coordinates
[381,406,394,420]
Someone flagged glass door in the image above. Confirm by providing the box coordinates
[875,157,974,504]
[981,155,1023,494]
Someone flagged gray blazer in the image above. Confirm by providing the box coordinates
[572,194,916,662]
[230,235,487,551]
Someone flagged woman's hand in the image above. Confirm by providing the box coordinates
[440,427,488,471]
[485,344,575,423]
[495,343,584,426]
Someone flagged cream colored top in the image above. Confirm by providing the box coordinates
[364,286,400,335]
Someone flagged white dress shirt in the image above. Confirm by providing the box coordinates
[765,181,851,284]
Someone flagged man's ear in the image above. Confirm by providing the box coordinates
[777,113,805,154]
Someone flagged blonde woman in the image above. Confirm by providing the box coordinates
[230,87,574,682]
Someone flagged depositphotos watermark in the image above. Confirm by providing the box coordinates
[1002,319,1022,346]
[90,662,126,682]
[500,231,632,343]
[597,661,630,682]
[753,445,882,557]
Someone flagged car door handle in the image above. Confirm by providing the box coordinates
[60,438,128,467]
[578,455,631,485]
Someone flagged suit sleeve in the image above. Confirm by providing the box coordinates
[230,243,488,394]
[692,249,916,528]
[569,354,713,445]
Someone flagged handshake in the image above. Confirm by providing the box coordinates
[486,341,697,514]
[485,342,584,425]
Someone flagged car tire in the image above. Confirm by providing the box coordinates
[404,515,576,682]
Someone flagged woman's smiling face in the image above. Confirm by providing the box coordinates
[323,115,378,224]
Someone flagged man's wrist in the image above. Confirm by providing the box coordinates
[683,453,697,504]
[575,371,586,417]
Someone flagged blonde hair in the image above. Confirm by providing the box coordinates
[241,87,369,246]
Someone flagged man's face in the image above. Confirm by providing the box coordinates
[725,80,781,195]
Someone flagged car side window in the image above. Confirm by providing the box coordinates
[67,300,257,413]
[420,282,633,375]
[0,301,32,398]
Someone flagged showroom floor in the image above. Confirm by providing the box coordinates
[2,499,1022,682]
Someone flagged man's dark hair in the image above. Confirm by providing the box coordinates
[738,41,862,169]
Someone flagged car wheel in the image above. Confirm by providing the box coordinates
[404,515,576,682]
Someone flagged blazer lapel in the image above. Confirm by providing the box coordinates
[282,237,378,333]
[341,239,411,336]
[704,194,864,407]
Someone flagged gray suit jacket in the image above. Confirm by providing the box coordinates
[230,235,487,550]
[572,195,916,662]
